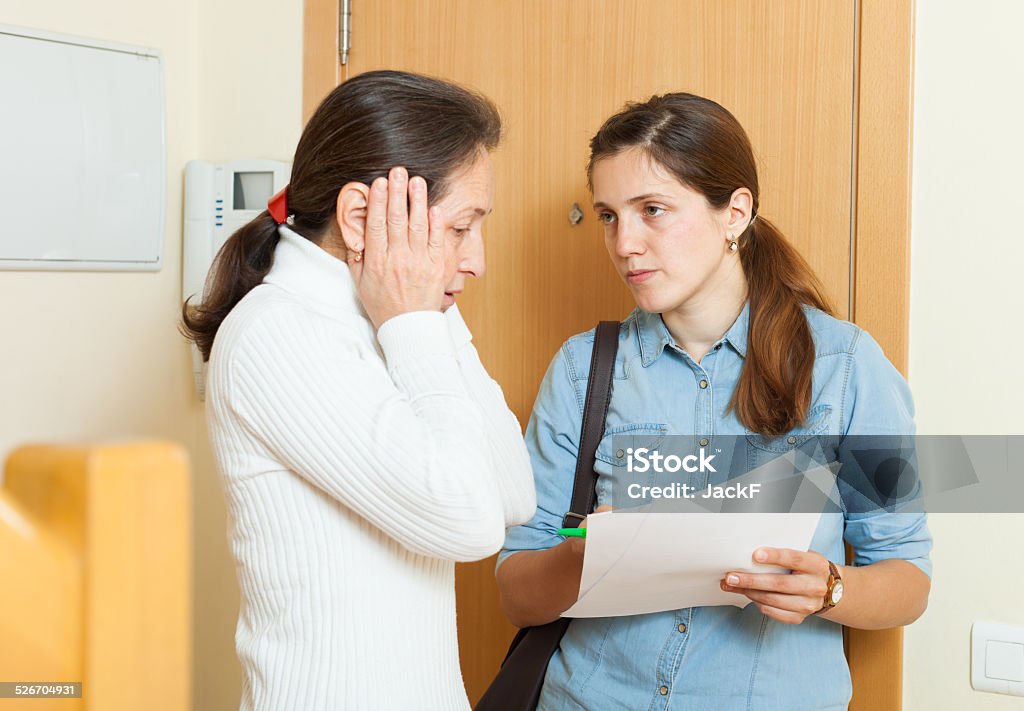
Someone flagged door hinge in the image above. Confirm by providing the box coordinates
[339,0,352,65]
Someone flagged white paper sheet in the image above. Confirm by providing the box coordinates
[562,511,822,618]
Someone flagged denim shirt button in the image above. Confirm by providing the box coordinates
[787,435,797,444]
[699,437,710,447]
[659,685,669,695]
[678,623,687,633]
[699,379,708,389]
[616,449,625,458]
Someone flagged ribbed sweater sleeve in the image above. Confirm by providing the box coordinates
[444,305,537,525]
[225,305,506,562]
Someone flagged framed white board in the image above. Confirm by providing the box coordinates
[0,25,165,271]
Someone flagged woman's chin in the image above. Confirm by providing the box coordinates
[631,293,670,314]
[629,285,695,315]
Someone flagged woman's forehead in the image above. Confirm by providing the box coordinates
[592,149,688,201]
[438,153,494,217]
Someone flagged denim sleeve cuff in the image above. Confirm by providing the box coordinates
[905,556,933,579]
[495,548,517,572]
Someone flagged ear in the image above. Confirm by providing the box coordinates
[335,182,370,253]
[724,187,754,239]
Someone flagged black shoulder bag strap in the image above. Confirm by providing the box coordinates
[474,321,620,711]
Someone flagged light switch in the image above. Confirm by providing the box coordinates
[972,621,1024,697]
[987,640,1024,682]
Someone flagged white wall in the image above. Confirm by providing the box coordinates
[905,0,1024,708]
[0,1,302,708]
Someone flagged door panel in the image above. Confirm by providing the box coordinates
[344,1,856,703]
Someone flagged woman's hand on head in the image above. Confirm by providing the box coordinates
[719,547,831,625]
[348,166,447,328]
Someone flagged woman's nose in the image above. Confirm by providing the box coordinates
[460,234,486,278]
[614,221,644,257]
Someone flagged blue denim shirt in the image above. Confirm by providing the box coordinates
[499,303,932,711]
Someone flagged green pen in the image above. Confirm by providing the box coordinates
[557,527,587,538]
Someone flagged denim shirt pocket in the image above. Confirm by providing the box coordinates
[744,404,833,472]
[593,423,669,508]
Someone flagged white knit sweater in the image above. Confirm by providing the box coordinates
[206,225,536,711]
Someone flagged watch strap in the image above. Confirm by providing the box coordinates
[816,560,842,614]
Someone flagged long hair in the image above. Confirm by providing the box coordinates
[588,93,835,436]
[181,70,502,361]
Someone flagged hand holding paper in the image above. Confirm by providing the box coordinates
[562,510,822,618]
[720,545,834,625]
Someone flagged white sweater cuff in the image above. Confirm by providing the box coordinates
[376,311,455,365]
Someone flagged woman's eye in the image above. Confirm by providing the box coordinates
[597,212,616,225]
[451,227,470,238]
[643,205,666,218]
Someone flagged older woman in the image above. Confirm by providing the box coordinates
[183,70,535,710]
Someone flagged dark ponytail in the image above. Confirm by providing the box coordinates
[181,212,280,360]
[737,215,833,435]
[181,70,502,361]
[588,93,835,436]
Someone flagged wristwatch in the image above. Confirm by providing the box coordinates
[816,560,844,613]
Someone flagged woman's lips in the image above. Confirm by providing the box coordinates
[626,269,657,284]
[443,290,461,305]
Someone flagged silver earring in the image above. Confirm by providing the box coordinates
[729,239,738,252]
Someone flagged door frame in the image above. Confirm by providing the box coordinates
[300,1,916,708]
[846,2,916,709]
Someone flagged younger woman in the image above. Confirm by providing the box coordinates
[497,93,931,710]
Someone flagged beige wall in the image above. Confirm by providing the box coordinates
[0,1,302,708]
[904,0,1024,708]
[192,3,303,709]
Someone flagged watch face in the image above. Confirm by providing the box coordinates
[831,581,845,605]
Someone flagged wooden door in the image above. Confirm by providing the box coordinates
[303,1,916,708]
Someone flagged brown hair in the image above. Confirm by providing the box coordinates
[181,70,502,361]
[587,93,835,436]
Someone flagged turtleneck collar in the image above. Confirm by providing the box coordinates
[262,224,365,318]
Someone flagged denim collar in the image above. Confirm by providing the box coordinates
[636,301,750,366]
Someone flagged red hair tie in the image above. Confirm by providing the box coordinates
[268,185,289,224]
